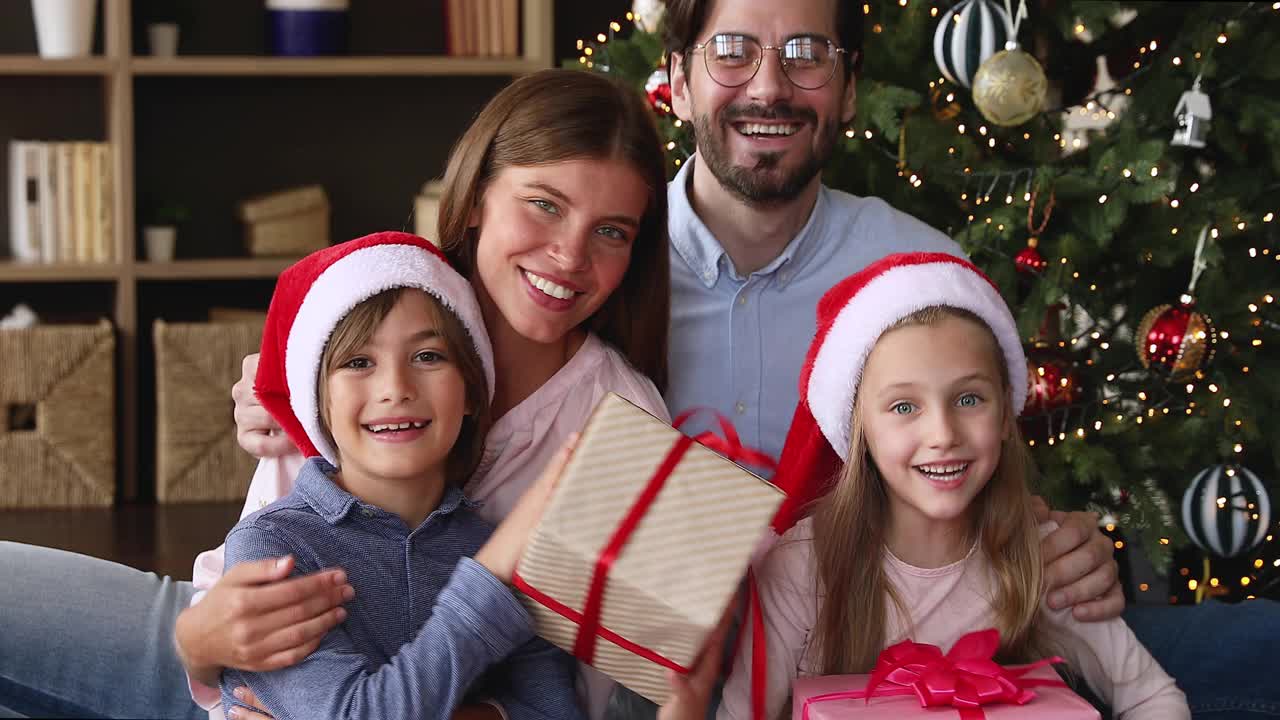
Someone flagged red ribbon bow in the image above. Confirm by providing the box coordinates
[801,629,1065,720]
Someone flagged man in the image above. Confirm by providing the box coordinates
[646,0,1279,718]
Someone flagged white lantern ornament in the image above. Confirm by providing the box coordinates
[1172,75,1212,148]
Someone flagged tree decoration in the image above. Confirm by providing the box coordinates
[645,67,672,115]
[1136,226,1218,379]
[1182,464,1271,558]
[1172,74,1212,148]
[1015,189,1054,275]
[932,0,1011,89]
[969,0,1045,126]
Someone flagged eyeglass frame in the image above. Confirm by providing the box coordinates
[686,33,855,90]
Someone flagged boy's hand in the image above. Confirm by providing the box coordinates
[175,556,354,685]
[233,353,294,458]
[475,433,578,583]
[1032,496,1124,621]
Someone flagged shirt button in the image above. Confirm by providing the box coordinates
[362,508,374,517]
[735,402,746,415]
[737,294,748,306]
[703,272,715,283]
[780,271,790,283]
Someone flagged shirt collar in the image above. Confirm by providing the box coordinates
[295,457,477,527]
[667,153,830,289]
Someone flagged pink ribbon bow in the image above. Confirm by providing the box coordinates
[802,629,1065,720]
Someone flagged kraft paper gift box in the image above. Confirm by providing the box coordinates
[512,392,784,705]
[792,631,1100,720]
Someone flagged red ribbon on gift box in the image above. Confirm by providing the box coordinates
[513,407,776,672]
[800,629,1066,720]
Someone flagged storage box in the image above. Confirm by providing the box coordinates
[0,320,114,507]
[237,185,330,257]
[513,392,784,705]
[154,319,264,503]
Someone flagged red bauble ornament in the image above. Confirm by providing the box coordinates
[1136,299,1216,379]
[1015,238,1047,274]
[645,68,672,115]
[1024,345,1084,415]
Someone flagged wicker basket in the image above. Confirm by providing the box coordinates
[0,320,115,507]
[154,319,264,503]
[238,185,330,257]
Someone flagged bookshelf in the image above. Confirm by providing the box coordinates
[0,0,555,500]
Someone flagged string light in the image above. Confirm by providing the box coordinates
[1218,33,1228,44]
[1190,182,1200,192]
[1171,199,1180,208]
[1173,57,1183,65]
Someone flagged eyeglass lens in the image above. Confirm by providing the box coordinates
[705,33,838,89]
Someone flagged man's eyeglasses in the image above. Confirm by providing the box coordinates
[688,33,851,90]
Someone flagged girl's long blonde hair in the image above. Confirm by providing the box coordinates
[810,306,1056,674]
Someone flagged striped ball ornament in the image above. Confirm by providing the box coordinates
[1181,464,1271,558]
[933,0,1012,88]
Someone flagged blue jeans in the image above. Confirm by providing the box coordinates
[1126,599,1280,718]
[605,600,1280,720]
[0,542,205,719]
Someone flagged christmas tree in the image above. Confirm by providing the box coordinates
[575,0,1280,603]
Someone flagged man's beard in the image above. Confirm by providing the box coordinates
[693,102,839,206]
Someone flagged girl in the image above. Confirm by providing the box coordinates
[184,69,672,720]
[219,230,580,720]
[0,70,670,720]
[716,252,1189,720]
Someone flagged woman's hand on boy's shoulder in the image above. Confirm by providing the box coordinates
[233,353,295,458]
[475,433,579,584]
[1032,496,1125,622]
[175,555,354,681]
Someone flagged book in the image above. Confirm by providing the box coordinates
[94,143,113,262]
[73,142,93,263]
[445,0,464,56]
[461,0,478,56]
[487,0,503,56]
[55,143,76,263]
[502,0,519,56]
[37,143,58,262]
[8,141,42,263]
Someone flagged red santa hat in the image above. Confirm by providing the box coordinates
[254,230,493,464]
[770,252,1026,533]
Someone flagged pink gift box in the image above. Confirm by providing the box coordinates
[793,666,1100,719]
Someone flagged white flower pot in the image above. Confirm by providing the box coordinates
[31,0,97,59]
[144,226,177,262]
[147,22,179,57]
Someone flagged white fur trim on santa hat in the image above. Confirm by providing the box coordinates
[286,243,494,464]
[807,260,1026,460]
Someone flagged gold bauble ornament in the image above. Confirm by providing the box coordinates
[971,44,1047,126]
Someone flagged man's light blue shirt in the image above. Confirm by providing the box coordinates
[664,155,962,466]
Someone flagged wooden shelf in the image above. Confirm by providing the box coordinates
[135,257,299,280]
[0,262,122,281]
[130,55,544,77]
[0,55,116,76]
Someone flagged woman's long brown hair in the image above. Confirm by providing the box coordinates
[435,69,671,391]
